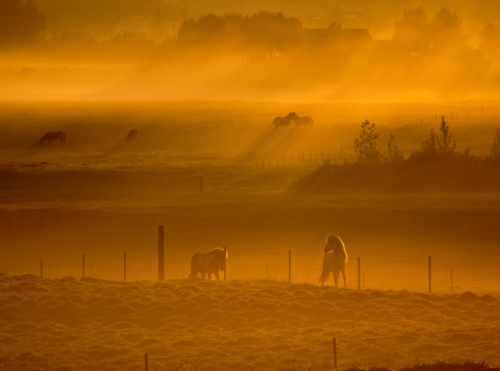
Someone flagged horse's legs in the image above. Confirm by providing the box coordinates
[214,270,220,280]
[341,268,347,288]
[333,270,339,288]
[201,271,206,279]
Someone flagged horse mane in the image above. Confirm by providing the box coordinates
[206,247,228,259]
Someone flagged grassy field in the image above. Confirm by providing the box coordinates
[1,273,499,371]
[1,100,500,370]
[1,101,500,268]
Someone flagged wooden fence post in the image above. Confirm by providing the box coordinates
[158,226,164,281]
[428,256,432,293]
[288,250,291,283]
[145,353,148,371]
[124,252,127,281]
[333,337,337,369]
[450,269,453,292]
[40,260,43,278]
[357,257,360,290]
[82,255,85,278]
[224,246,227,281]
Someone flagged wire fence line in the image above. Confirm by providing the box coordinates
[3,251,500,293]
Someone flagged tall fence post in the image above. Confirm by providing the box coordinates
[357,257,361,290]
[224,246,227,281]
[288,250,291,283]
[450,268,453,292]
[40,260,43,278]
[428,256,432,293]
[82,255,85,279]
[158,226,164,281]
[333,337,337,369]
[145,353,148,371]
[124,252,127,281]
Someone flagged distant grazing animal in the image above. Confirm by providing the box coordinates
[319,234,348,288]
[188,247,228,280]
[39,131,66,145]
[273,115,292,128]
[126,129,137,144]
[288,112,314,128]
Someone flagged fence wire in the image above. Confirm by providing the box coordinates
[2,253,500,293]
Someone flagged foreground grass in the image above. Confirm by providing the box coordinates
[1,274,499,371]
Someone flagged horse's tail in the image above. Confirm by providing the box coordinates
[188,253,199,279]
[319,253,331,286]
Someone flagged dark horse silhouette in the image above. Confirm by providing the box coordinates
[126,129,137,144]
[188,247,228,280]
[272,115,293,128]
[288,112,314,128]
[39,131,66,145]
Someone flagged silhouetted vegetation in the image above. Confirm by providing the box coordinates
[1,4,500,98]
[0,0,46,47]
[294,119,500,193]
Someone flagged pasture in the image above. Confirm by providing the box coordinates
[0,100,500,370]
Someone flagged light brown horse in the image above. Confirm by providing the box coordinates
[319,234,348,288]
[188,247,228,280]
[39,131,66,145]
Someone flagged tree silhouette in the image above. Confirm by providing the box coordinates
[354,120,382,165]
[0,0,46,47]
[429,8,467,52]
[479,23,500,53]
[393,7,429,55]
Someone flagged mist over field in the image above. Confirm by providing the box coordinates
[1,1,500,371]
[1,0,500,101]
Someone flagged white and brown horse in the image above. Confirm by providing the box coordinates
[39,131,66,145]
[188,247,228,280]
[319,234,348,288]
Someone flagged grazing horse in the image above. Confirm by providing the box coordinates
[272,115,292,128]
[288,112,314,128]
[126,129,137,144]
[39,131,66,145]
[319,234,348,288]
[188,247,228,280]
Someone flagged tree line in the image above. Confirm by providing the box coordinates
[2,0,500,58]
[294,120,500,193]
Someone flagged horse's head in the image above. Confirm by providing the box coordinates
[218,248,228,271]
[285,112,297,119]
[325,234,341,251]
